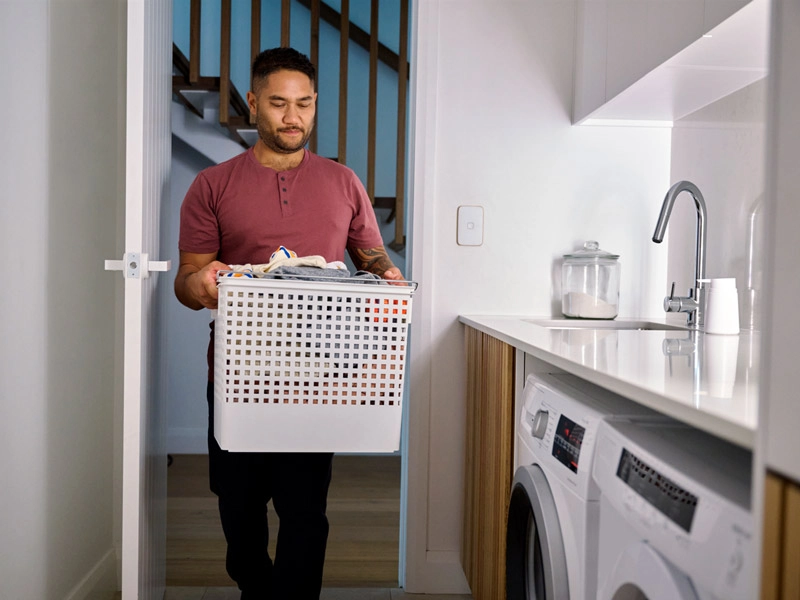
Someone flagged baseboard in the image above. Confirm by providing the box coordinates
[167,427,207,454]
[335,450,402,457]
[63,548,118,600]
[402,551,471,594]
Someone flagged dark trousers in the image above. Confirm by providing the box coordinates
[207,383,334,599]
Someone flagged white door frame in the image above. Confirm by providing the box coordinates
[107,1,173,597]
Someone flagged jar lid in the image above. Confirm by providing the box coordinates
[563,240,619,260]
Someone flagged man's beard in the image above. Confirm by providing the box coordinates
[255,112,314,154]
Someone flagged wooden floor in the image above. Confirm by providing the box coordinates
[167,454,401,588]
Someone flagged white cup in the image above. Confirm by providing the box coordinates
[704,278,740,335]
[703,334,740,398]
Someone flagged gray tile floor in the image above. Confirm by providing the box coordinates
[164,587,473,600]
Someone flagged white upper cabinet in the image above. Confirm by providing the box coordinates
[573,0,769,124]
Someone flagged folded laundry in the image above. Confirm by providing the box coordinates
[227,255,327,274]
[269,245,297,262]
[268,265,386,284]
[352,270,386,283]
[226,253,387,284]
[264,255,327,272]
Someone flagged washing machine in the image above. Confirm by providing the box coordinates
[592,418,754,600]
[506,372,666,600]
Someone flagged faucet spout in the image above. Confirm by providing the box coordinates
[652,180,708,328]
[652,180,707,284]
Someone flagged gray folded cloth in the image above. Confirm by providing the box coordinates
[267,266,386,284]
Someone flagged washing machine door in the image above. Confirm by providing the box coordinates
[506,464,569,599]
[600,542,698,600]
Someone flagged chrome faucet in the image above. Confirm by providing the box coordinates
[652,181,707,329]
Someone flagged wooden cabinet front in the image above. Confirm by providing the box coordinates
[761,471,800,599]
[462,326,516,600]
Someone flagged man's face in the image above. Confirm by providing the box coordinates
[248,69,317,154]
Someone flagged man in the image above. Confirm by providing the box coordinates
[174,47,403,599]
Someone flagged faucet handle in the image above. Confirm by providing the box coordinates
[664,281,682,312]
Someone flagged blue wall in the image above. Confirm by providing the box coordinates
[173,0,409,199]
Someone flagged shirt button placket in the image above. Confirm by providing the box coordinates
[280,175,289,212]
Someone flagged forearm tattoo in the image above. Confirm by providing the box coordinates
[349,247,396,275]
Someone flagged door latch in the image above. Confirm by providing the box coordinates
[104,252,172,278]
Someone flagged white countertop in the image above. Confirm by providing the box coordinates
[459,315,759,449]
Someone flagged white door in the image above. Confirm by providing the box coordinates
[106,1,173,598]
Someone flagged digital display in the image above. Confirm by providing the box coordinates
[552,415,585,473]
[616,448,698,533]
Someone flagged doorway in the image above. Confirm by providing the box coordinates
[162,0,411,591]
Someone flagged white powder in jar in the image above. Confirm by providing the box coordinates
[564,292,618,319]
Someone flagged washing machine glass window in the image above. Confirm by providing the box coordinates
[506,465,569,600]
[602,542,698,600]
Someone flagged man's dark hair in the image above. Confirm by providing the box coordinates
[251,47,316,93]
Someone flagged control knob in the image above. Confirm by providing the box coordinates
[532,410,549,439]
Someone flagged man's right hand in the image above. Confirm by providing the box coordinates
[174,251,228,310]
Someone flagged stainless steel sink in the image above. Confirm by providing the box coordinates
[524,318,687,331]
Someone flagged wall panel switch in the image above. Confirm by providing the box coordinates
[457,205,484,246]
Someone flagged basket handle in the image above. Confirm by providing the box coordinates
[216,269,418,290]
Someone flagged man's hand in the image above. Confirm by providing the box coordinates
[381,266,404,282]
[187,260,229,309]
[174,251,228,310]
[348,246,405,282]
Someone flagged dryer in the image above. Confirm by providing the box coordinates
[592,418,754,600]
[506,372,664,600]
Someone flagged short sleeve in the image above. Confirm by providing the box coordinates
[178,172,221,254]
[346,172,384,250]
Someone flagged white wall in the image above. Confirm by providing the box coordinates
[0,1,124,599]
[405,0,672,591]
[668,79,768,329]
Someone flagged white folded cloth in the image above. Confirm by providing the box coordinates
[228,255,327,274]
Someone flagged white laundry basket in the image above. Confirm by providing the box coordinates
[213,273,416,453]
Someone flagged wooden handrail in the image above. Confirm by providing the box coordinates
[173,43,190,80]
[295,0,407,77]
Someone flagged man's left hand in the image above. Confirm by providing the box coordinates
[381,267,404,282]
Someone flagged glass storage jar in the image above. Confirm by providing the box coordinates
[561,240,620,319]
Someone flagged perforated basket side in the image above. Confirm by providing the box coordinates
[213,277,414,452]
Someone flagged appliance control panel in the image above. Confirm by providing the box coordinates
[520,374,603,497]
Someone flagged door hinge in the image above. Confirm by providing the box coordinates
[105,252,172,278]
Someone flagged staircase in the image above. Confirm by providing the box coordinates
[171,0,409,252]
